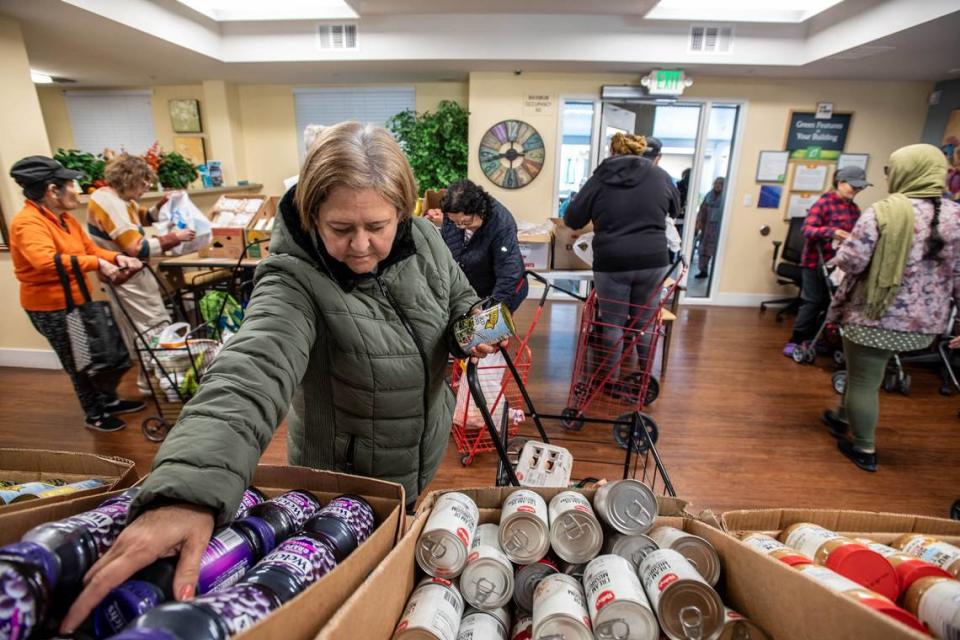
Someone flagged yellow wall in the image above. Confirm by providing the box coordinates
[36,86,73,152]
[467,72,932,297]
[0,16,58,353]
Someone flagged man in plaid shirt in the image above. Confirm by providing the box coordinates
[785,166,871,357]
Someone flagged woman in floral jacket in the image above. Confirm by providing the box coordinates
[823,144,960,472]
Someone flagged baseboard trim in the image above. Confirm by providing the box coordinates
[0,348,62,369]
[685,292,783,307]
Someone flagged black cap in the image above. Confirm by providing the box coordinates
[642,137,663,159]
[9,156,83,190]
[835,165,871,189]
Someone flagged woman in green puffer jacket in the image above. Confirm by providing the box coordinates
[61,122,496,633]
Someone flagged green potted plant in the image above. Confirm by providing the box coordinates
[157,151,199,189]
[387,100,469,196]
[53,149,106,193]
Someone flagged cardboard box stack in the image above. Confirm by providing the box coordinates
[550,217,592,270]
[245,196,280,259]
[0,448,137,513]
[200,195,268,259]
[0,464,405,640]
[517,224,553,271]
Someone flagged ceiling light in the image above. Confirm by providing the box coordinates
[647,0,842,22]
[30,70,54,84]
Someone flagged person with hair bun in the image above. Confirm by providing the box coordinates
[425,178,528,312]
[87,154,196,394]
[564,132,679,389]
[822,144,960,472]
[59,122,497,634]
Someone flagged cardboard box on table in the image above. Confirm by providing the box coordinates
[517,231,552,271]
[0,449,137,514]
[550,217,592,270]
[0,464,405,640]
[245,196,280,259]
[322,488,944,640]
[200,194,269,259]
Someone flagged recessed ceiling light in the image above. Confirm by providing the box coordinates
[30,70,53,84]
[647,0,842,22]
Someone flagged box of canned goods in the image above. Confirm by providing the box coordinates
[0,464,405,640]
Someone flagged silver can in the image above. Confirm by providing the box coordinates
[394,577,465,640]
[461,523,515,610]
[583,554,659,640]
[593,480,658,535]
[638,549,724,640]
[718,608,770,640]
[510,614,532,640]
[417,492,480,578]
[648,526,721,587]
[548,491,604,564]
[513,556,558,613]
[532,573,593,640]
[603,533,660,570]
[498,489,550,565]
[457,608,509,640]
[558,560,587,582]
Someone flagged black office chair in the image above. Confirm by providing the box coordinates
[760,217,805,321]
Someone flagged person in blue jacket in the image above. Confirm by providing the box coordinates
[425,179,529,312]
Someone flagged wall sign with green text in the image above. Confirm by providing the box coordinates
[785,111,852,160]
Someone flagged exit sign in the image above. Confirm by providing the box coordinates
[641,69,693,96]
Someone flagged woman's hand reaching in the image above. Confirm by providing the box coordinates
[60,503,215,634]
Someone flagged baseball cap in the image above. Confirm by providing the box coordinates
[642,136,663,159]
[9,156,83,190]
[835,165,871,189]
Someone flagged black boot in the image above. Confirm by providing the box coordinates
[837,439,877,472]
[821,410,848,438]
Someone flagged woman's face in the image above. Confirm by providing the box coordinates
[316,186,399,274]
[447,211,483,232]
[44,180,80,212]
[121,178,152,202]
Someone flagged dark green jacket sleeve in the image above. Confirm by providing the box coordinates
[130,260,318,526]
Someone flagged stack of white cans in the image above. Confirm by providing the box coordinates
[394,484,768,640]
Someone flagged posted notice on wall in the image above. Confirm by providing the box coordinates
[523,93,555,116]
[792,164,829,193]
[787,193,820,219]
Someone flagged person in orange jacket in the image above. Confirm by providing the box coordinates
[9,155,145,432]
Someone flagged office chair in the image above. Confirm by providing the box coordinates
[760,217,805,322]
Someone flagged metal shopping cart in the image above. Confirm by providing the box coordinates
[108,265,223,442]
[560,258,686,451]
[461,271,678,497]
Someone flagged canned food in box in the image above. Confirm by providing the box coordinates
[548,491,603,564]
[461,523,514,610]
[718,608,769,640]
[416,492,479,578]
[903,576,960,640]
[513,556,557,613]
[457,607,508,640]
[532,573,592,640]
[394,577,464,640]
[638,549,724,640]
[649,526,721,587]
[894,534,960,579]
[603,533,660,570]
[740,533,812,568]
[498,490,549,565]
[583,554,658,640]
[593,480,658,535]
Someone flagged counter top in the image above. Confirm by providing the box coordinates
[78,183,263,203]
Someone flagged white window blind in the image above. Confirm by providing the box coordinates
[293,87,415,158]
[64,91,156,156]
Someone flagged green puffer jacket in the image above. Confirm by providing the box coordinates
[131,189,479,525]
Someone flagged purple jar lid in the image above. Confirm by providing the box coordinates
[0,541,60,588]
[235,516,277,556]
[92,579,166,638]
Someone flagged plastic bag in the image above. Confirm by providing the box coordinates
[453,352,506,429]
[157,192,213,255]
[665,217,682,253]
[572,231,594,266]
[199,290,243,338]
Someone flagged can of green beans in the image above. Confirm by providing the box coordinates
[454,303,517,352]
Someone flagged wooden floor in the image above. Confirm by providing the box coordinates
[2,302,958,519]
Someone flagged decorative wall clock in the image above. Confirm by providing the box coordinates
[478,119,545,189]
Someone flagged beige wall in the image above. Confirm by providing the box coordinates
[467,72,932,297]
[0,16,58,353]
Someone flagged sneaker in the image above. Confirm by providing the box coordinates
[782,342,798,358]
[837,438,877,472]
[821,410,849,437]
[85,414,126,432]
[103,399,146,415]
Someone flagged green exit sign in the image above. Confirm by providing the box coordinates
[642,69,692,96]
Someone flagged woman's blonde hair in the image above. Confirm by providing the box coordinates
[104,154,155,196]
[610,133,648,157]
[295,122,417,230]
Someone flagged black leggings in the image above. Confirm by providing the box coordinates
[27,309,118,418]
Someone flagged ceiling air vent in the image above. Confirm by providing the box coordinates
[317,24,358,50]
[689,25,733,53]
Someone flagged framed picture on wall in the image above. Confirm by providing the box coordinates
[169,99,202,133]
[838,153,869,172]
[173,136,206,167]
[756,150,789,183]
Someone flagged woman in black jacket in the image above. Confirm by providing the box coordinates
[426,179,529,312]
[564,133,677,387]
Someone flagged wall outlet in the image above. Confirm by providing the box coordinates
[743,193,753,207]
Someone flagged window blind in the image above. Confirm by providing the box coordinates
[64,91,156,156]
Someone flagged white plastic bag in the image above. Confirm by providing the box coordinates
[572,231,594,266]
[157,192,213,255]
[453,352,507,429]
[665,217,682,253]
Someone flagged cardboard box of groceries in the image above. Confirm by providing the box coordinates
[200,195,268,259]
[245,196,280,259]
[550,217,592,270]
[0,448,137,514]
[321,487,931,640]
[0,464,405,640]
[517,231,552,271]
[721,507,960,542]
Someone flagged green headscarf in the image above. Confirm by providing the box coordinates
[863,144,947,319]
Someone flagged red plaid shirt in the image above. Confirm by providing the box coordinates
[800,191,861,268]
